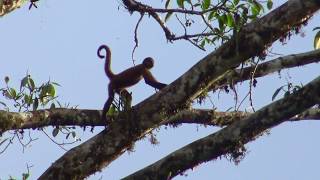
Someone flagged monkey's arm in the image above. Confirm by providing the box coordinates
[143,70,167,90]
[102,85,115,121]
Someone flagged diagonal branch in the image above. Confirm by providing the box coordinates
[39,1,320,179]
[124,75,320,180]
[167,108,320,126]
[208,49,320,91]
[122,0,175,39]
[0,0,26,17]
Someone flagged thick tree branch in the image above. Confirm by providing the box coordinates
[209,49,320,91]
[1,107,319,133]
[0,0,25,17]
[39,1,320,179]
[0,109,104,133]
[167,108,320,126]
[124,75,320,180]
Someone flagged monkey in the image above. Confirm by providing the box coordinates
[97,44,167,121]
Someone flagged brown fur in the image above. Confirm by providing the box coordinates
[97,44,166,121]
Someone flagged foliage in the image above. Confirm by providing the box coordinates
[163,0,273,48]
[0,74,60,112]
[272,83,303,101]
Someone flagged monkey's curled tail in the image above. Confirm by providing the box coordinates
[97,44,115,79]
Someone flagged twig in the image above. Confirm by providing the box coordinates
[122,0,175,40]
[0,135,14,154]
[131,13,144,65]
[175,14,205,51]
[249,60,260,112]
[42,129,68,151]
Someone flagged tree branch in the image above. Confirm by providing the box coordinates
[124,75,320,180]
[0,108,104,133]
[1,107,319,133]
[208,49,320,91]
[0,0,26,17]
[122,0,175,39]
[166,108,320,126]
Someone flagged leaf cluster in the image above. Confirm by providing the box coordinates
[165,0,273,48]
[0,74,60,112]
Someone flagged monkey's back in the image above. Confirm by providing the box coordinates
[111,65,145,89]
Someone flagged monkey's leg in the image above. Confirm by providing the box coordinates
[102,87,115,121]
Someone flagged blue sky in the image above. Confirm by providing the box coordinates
[0,0,320,179]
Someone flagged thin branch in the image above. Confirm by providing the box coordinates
[131,13,144,65]
[122,1,228,15]
[248,60,260,112]
[42,129,68,151]
[171,32,216,41]
[122,0,175,40]
[201,14,215,32]
[175,14,205,51]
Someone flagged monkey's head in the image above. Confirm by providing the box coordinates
[143,57,154,69]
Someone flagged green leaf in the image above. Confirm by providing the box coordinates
[4,76,9,84]
[50,102,56,109]
[72,131,76,138]
[22,173,30,180]
[233,0,240,6]
[20,76,29,89]
[177,0,184,8]
[9,88,17,99]
[33,97,39,111]
[107,105,117,116]
[201,0,210,10]
[165,0,171,8]
[226,13,235,27]
[28,77,35,90]
[218,16,224,30]
[251,6,259,17]
[47,84,56,97]
[314,31,320,49]
[52,128,59,137]
[267,0,273,10]
[208,11,216,20]
[200,40,206,48]
[272,86,283,101]
[24,95,32,105]
[165,12,173,22]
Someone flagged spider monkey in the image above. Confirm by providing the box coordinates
[97,44,167,121]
